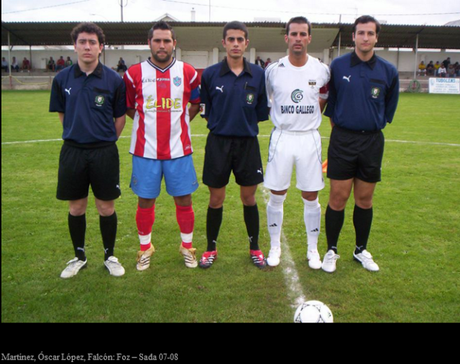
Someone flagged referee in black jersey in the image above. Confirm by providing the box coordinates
[49,23,127,278]
[322,15,399,273]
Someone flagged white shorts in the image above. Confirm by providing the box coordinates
[264,128,325,192]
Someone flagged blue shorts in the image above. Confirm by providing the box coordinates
[131,155,199,199]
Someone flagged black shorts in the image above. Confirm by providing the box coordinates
[327,126,384,183]
[203,133,264,188]
[57,142,121,201]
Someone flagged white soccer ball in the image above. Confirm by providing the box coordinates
[294,300,333,323]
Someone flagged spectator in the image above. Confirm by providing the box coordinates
[65,56,73,67]
[56,56,65,71]
[447,64,456,78]
[22,57,31,71]
[255,56,265,68]
[434,61,441,75]
[11,57,20,72]
[438,64,447,77]
[455,62,460,77]
[116,57,127,72]
[47,57,56,71]
[265,57,271,69]
[442,57,451,70]
[1,57,8,72]
[426,61,435,76]
[417,61,426,76]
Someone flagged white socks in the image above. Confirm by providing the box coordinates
[267,193,321,252]
[266,192,287,249]
[303,197,321,251]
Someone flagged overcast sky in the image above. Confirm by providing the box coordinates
[2,0,459,25]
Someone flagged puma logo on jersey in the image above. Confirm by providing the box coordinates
[216,85,224,93]
[65,88,72,95]
[343,75,351,83]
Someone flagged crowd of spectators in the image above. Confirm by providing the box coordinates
[419,57,460,77]
[45,56,74,72]
[254,56,272,69]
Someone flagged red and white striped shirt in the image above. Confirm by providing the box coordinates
[124,58,200,160]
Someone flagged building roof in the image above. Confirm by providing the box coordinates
[2,21,460,51]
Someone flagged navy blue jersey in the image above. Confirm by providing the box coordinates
[49,62,127,144]
[200,58,269,137]
[324,52,399,132]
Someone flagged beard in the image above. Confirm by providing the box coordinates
[152,51,173,64]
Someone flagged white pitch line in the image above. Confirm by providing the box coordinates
[261,188,307,310]
[3,134,459,147]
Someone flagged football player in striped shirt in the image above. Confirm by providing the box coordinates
[123,21,201,270]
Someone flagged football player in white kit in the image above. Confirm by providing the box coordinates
[264,16,330,268]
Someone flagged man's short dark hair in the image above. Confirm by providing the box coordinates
[70,22,105,45]
[148,20,176,41]
[223,21,249,40]
[353,15,381,35]
[286,16,312,36]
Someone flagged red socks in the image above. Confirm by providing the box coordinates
[136,203,195,250]
[136,205,155,251]
[176,203,194,249]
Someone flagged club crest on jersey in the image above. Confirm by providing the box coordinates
[291,89,303,103]
[94,95,105,107]
[246,93,255,104]
[173,76,182,87]
[371,87,381,98]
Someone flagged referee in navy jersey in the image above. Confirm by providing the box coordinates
[49,22,127,278]
[199,21,269,269]
[322,15,399,273]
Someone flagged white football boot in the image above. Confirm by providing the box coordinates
[60,257,87,279]
[104,256,125,277]
[267,246,281,267]
[353,250,379,272]
[307,249,322,270]
[321,250,340,273]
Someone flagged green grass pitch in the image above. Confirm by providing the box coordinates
[2,90,459,322]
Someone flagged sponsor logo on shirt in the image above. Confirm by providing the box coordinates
[280,105,315,114]
[291,89,303,103]
[145,95,183,112]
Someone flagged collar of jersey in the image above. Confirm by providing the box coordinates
[74,61,103,78]
[147,57,176,73]
[350,51,377,69]
[219,57,252,77]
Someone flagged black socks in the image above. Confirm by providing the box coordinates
[325,204,373,254]
[68,213,86,261]
[206,204,260,251]
[68,212,118,261]
[206,206,222,252]
[244,204,260,251]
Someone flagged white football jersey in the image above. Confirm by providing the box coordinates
[265,55,330,132]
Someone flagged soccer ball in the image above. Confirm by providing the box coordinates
[294,300,333,323]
